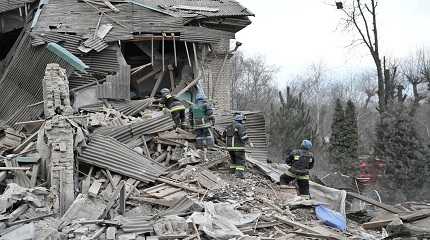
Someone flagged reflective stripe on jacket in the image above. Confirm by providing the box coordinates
[161,95,185,112]
[223,121,249,149]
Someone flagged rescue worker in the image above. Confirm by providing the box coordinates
[189,94,215,160]
[280,140,315,199]
[159,88,186,128]
[223,113,254,178]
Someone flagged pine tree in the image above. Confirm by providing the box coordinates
[329,99,346,171]
[270,88,316,160]
[343,100,359,174]
[376,105,430,201]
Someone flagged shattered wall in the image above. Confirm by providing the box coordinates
[0,0,254,121]
[42,63,75,215]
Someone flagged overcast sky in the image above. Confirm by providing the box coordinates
[235,0,430,87]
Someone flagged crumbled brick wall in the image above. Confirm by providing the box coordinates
[201,39,233,110]
[43,63,75,215]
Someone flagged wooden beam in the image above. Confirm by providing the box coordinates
[100,180,125,219]
[0,167,31,171]
[150,70,166,98]
[157,177,205,194]
[168,64,175,91]
[362,218,397,230]
[119,184,126,215]
[348,192,402,214]
[274,215,343,240]
[136,68,161,85]
[101,0,119,12]
[103,170,116,190]
[30,164,39,187]
[362,210,430,230]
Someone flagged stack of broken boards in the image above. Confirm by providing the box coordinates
[346,192,430,239]
[0,104,427,240]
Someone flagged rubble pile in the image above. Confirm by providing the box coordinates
[0,65,428,240]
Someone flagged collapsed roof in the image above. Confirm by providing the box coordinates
[0,0,254,123]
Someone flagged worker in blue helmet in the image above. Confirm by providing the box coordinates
[280,140,315,199]
[189,94,215,160]
[223,113,254,178]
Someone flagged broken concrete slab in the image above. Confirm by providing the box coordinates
[60,194,106,228]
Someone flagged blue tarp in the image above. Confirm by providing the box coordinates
[315,205,347,231]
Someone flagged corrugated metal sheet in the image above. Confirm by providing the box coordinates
[0,0,35,14]
[79,47,120,74]
[31,2,186,42]
[0,32,74,120]
[130,0,254,18]
[97,64,130,100]
[68,72,98,89]
[78,135,166,183]
[30,32,120,75]
[81,37,109,53]
[119,216,154,234]
[31,1,246,43]
[5,102,44,128]
[180,26,235,43]
[214,111,268,162]
[30,32,82,55]
[79,98,154,117]
[94,114,175,144]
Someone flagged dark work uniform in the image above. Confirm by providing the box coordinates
[280,149,315,197]
[223,121,250,172]
[161,94,186,127]
[189,100,214,147]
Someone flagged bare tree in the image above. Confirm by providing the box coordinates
[357,71,378,109]
[402,50,428,114]
[338,0,385,111]
[231,53,278,113]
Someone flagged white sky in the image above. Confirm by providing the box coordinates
[235,0,430,88]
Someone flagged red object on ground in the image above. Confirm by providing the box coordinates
[356,156,385,185]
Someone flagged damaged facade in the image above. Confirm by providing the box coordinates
[0,0,254,124]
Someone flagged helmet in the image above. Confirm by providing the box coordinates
[301,140,313,150]
[233,113,244,122]
[160,88,170,97]
[196,94,205,102]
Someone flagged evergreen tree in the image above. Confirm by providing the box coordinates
[343,100,359,174]
[329,99,346,171]
[270,88,316,160]
[376,105,430,201]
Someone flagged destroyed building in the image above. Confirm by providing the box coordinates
[0,0,254,123]
[1,1,430,240]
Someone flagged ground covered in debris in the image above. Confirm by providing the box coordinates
[0,66,429,240]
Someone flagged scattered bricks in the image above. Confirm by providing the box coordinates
[42,64,76,216]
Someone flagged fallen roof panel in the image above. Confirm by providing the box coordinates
[0,32,74,120]
[130,0,254,18]
[78,135,166,183]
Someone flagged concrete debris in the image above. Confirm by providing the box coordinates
[0,1,428,239]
